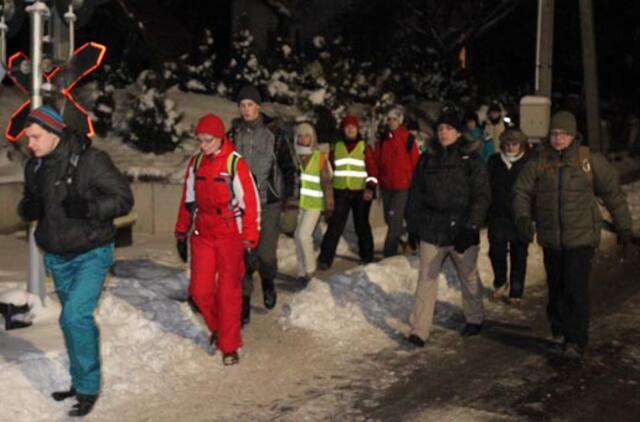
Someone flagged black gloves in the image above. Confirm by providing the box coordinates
[516,217,535,244]
[176,238,188,263]
[62,195,91,219]
[453,228,480,254]
[244,248,260,275]
[20,198,44,221]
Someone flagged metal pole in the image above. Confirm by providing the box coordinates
[535,0,554,97]
[26,1,50,305]
[579,0,602,152]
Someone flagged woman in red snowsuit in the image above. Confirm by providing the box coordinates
[175,114,260,365]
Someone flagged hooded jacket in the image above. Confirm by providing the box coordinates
[294,123,334,211]
[19,129,134,256]
[374,125,420,190]
[407,137,491,246]
[513,137,631,249]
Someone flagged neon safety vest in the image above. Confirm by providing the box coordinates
[333,141,368,190]
[299,150,325,210]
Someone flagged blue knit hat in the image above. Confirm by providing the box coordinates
[25,105,66,137]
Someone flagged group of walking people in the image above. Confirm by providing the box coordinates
[16,88,633,416]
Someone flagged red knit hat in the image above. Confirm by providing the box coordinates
[195,113,226,138]
[341,115,360,129]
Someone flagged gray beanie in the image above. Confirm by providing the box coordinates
[387,107,404,124]
[236,85,262,105]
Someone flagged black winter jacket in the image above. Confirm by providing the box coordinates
[486,152,529,230]
[19,129,134,256]
[407,138,491,246]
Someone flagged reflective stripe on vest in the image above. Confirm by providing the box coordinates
[299,150,325,210]
[333,141,367,190]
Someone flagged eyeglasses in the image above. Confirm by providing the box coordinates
[550,130,572,138]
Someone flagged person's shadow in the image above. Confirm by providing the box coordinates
[109,259,211,351]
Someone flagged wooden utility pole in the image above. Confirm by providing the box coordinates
[579,0,602,152]
[535,0,554,98]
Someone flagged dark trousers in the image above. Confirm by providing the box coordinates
[488,223,529,298]
[543,246,595,347]
[382,188,409,257]
[318,189,373,266]
[243,202,280,296]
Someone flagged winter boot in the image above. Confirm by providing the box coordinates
[222,351,239,366]
[405,334,426,348]
[461,323,483,337]
[51,387,76,401]
[241,295,251,327]
[261,279,277,310]
[0,303,32,330]
[69,394,98,417]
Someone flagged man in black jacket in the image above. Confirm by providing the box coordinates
[406,109,491,347]
[18,105,133,417]
[486,128,530,304]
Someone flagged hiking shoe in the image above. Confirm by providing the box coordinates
[317,261,330,271]
[51,387,76,401]
[563,342,586,359]
[222,351,239,366]
[492,284,509,300]
[461,323,483,337]
[262,279,277,310]
[241,295,251,327]
[405,334,426,348]
[69,394,98,417]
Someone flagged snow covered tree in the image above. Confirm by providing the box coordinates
[223,28,270,95]
[123,70,188,154]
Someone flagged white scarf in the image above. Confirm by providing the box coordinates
[295,144,313,155]
[500,151,524,169]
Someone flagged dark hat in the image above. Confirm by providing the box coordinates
[464,111,479,125]
[341,115,360,129]
[195,113,226,138]
[436,110,463,133]
[236,85,262,105]
[488,102,502,113]
[549,111,577,135]
[500,128,527,144]
[25,105,66,137]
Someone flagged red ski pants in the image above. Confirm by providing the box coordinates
[190,234,245,353]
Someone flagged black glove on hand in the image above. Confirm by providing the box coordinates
[21,198,44,221]
[516,217,535,244]
[453,228,480,254]
[176,238,188,263]
[244,248,260,275]
[62,195,91,219]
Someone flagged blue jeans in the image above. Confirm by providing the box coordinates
[44,243,114,395]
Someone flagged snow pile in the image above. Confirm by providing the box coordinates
[282,255,470,349]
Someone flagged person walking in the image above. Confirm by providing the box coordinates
[175,113,260,365]
[483,101,508,152]
[293,122,334,284]
[229,85,297,325]
[513,111,632,358]
[486,128,530,305]
[375,107,420,257]
[18,105,134,416]
[317,115,377,269]
[405,108,491,347]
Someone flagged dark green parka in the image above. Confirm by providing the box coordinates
[512,138,631,249]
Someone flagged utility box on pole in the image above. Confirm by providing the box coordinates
[520,95,551,142]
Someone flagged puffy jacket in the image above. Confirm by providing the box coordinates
[374,126,420,190]
[175,140,260,246]
[19,129,134,256]
[229,114,297,204]
[513,139,632,249]
[407,138,491,246]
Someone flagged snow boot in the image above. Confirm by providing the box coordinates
[0,303,32,330]
[405,334,426,348]
[222,351,239,366]
[69,394,98,417]
[461,323,483,337]
[51,387,76,401]
[241,295,251,327]
[262,279,277,310]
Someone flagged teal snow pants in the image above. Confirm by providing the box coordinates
[44,243,113,395]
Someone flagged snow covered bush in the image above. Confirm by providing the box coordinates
[123,70,188,154]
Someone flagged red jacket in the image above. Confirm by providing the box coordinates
[374,126,420,190]
[175,140,260,247]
